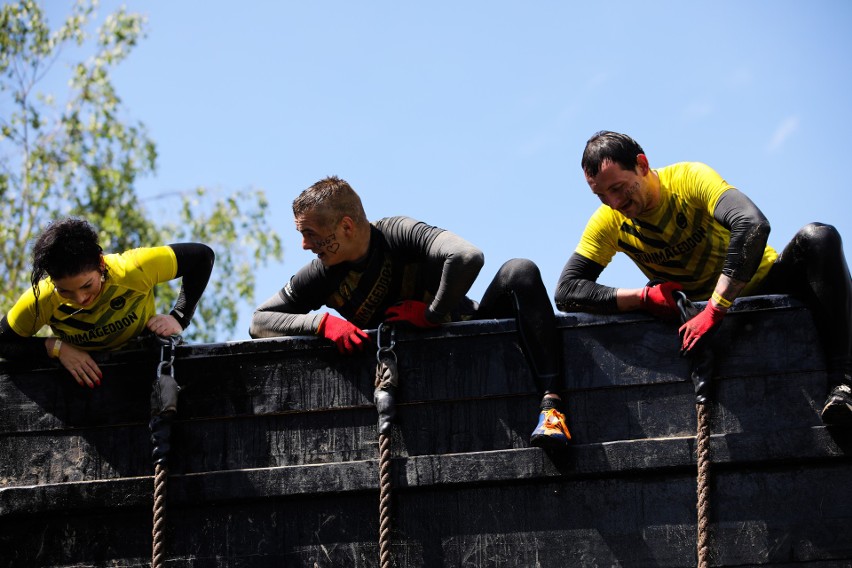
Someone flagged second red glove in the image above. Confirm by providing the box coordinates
[642,281,684,319]
[317,313,370,354]
[384,300,440,328]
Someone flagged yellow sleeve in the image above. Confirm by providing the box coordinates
[6,280,54,337]
[119,246,178,287]
[575,206,621,267]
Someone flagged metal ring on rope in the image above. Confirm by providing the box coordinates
[376,323,397,365]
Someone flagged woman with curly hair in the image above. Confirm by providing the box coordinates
[0,217,214,388]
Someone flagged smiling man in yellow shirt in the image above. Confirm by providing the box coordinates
[556,130,852,426]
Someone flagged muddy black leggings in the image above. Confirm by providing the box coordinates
[474,258,563,395]
[755,223,852,384]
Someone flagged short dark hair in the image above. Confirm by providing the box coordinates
[292,176,368,227]
[30,217,103,308]
[581,131,646,177]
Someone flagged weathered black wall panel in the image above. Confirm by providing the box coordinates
[5,462,849,567]
[1,295,850,566]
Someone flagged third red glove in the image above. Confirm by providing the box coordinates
[679,300,725,354]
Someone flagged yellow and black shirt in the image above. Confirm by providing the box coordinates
[576,162,777,299]
[7,246,178,350]
[556,162,778,313]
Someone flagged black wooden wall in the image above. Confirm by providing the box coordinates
[1,296,850,567]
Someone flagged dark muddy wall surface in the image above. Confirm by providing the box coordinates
[1,296,850,567]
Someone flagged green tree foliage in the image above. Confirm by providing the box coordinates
[0,0,282,342]
[156,187,281,342]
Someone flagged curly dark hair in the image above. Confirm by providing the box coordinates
[30,218,104,314]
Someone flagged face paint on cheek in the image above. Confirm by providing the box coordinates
[316,233,340,254]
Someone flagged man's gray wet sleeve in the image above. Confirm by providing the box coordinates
[425,230,484,320]
[249,290,324,338]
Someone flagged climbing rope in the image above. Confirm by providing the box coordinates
[674,291,714,568]
[149,336,181,568]
[374,323,398,568]
[152,462,168,568]
[695,402,711,568]
[378,432,392,568]
[691,342,714,568]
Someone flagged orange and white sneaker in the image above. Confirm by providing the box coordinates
[821,384,852,426]
[530,408,572,450]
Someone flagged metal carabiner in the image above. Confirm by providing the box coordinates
[376,322,397,364]
[157,336,177,377]
[156,359,173,378]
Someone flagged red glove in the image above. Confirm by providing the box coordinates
[317,313,370,354]
[384,300,440,328]
[679,300,726,354]
[642,281,683,319]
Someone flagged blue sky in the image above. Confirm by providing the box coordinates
[46,1,852,340]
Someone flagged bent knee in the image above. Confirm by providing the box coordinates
[498,258,541,277]
[496,258,543,288]
[797,222,842,253]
